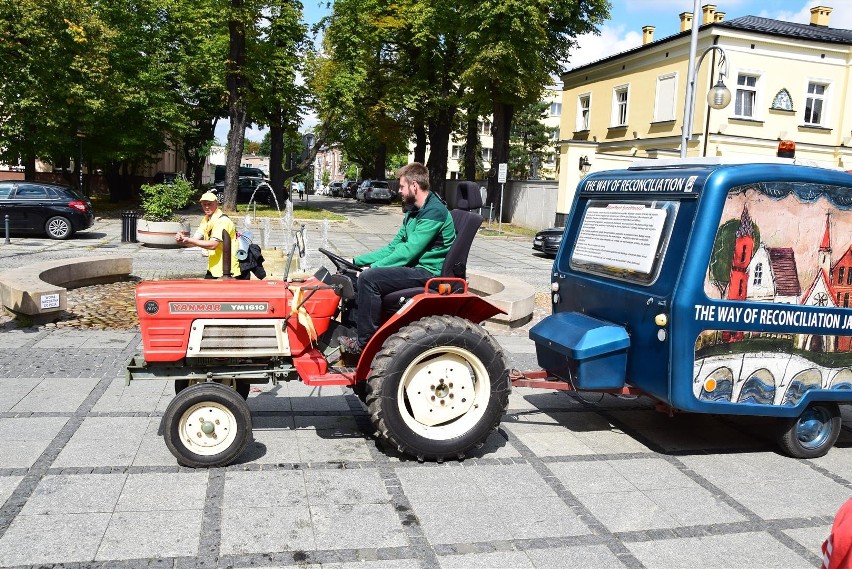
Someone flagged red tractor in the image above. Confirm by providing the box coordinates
[127,190,511,467]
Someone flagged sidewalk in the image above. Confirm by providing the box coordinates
[0,202,848,568]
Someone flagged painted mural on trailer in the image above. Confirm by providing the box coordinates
[695,181,852,405]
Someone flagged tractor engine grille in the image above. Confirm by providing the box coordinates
[186,318,290,358]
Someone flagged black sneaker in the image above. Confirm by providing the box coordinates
[338,335,363,354]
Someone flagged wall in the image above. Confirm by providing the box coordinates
[443,178,559,229]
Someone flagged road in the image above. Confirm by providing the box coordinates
[0,195,847,568]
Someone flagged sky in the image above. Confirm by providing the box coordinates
[223,0,851,143]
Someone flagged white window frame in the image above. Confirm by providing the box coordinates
[576,93,591,131]
[481,147,492,163]
[451,145,460,160]
[734,72,761,119]
[804,80,829,126]
[654,73,677,122]
[611,85,629,127]
[549,102,562,117]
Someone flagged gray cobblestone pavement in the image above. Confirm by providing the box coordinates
[0,196,848,568]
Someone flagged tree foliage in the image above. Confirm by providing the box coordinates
[0,0,310,205]
[312,0,609,205]
[509,100,550,179]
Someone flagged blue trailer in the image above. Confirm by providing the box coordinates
[524,158,852,458]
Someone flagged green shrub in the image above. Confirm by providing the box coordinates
[140,177,196,222]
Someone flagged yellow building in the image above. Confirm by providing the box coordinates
[556,4,852,226]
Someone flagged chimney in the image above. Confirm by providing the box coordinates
[714,11,725,23]
[680,12,693,32]
[810,6,832,27]
[702,4,717,25]
[642,26,655,45]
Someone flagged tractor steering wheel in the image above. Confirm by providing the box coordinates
[319,248,361,273]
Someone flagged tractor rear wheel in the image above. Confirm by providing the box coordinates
[163,382,252,468]
[366,315,510,461]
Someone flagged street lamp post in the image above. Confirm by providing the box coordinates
[302,133,315,205]
[75,129,87,194]
[680,0,731,158]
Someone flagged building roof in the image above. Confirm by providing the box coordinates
[767,247,801,297]
[563,14,852,77]
[716,15,852,45]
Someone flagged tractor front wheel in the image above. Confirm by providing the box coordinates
[163,382,252,468]
[366,315,510,461]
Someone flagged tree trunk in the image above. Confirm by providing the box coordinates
[269,122,285,203]
[426,106,455,200]
[486,101,514,221]
[373,142,387,181]
[413,123,427,164]
[23,152,36,181]
[183,119,215,189]
[224,0,249,213]
[463,110,479,181]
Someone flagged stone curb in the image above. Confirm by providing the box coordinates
[0,255,133,316]
[468,269,535,328]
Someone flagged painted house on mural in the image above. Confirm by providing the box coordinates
[556,4,852,227]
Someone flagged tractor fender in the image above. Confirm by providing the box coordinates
[354,293,504,381]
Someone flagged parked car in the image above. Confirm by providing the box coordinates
[153,172,181,184]
[532,227,564,256]
[328,182,343,197]
[356,180,392,203]
[343,181,359,198]
[0,181,95,240]
[214,165,267,183]
[212,177,282,205]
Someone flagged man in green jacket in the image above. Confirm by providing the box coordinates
[338,162,455,354]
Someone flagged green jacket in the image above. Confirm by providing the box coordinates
[354,192,455,275]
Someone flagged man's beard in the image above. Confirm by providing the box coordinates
[404,193,416,206]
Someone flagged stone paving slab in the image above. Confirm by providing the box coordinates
[0,198,849,568]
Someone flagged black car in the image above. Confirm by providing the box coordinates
[532,227,564,256]
[214,165,267,183]
[212,177,283,205]
[0,181,95,239]
[153,172,181,184]
[343,181,358,198]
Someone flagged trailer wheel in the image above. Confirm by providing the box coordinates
[163,382,252,468]
[777,402,841,459]
[175,379,250,400]
[366,315,509,461]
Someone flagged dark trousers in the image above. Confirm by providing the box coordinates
[205,271,250,280]
[355,266,432,347]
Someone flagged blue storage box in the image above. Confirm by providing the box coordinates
[529,312,630,389]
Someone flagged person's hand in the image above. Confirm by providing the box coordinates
[175,232,186,244]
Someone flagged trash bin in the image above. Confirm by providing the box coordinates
[121,210,139,243]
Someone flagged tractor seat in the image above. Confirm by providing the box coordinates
[381,182,483,311]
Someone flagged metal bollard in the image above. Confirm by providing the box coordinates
[4,214,9,244]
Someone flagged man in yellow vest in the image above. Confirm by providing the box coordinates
[175,192,247,279]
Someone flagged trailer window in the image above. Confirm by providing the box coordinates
[569,200,678,285]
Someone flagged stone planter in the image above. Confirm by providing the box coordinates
[136,219,190,247]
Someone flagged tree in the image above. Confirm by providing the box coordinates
[0,0,115,182]
[509,100,549,179]
[247,0,310,202]
[243,139,261,155]
[460,0,609,217]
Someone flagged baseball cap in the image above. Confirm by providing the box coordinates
[199,191,218,202]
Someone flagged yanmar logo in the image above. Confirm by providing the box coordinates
[169,302,268,313]
[170,302,222,313]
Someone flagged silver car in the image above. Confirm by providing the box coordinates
[356,180,391,203]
